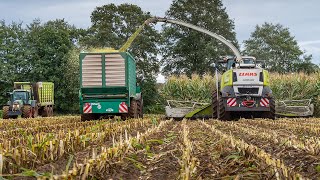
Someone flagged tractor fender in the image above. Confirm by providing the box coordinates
[28,100,37,108]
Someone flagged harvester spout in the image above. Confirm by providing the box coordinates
[121,17,242,61]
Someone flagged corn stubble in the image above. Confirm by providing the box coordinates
[0,116,320,179]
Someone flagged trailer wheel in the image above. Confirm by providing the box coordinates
[32,106,39,118]
[2,106,10,119]
[129,99,139,119]
[218,95,232,121]
[22,105,32,118]
[137,98,143,118]
[81,114,97,121]
[49,106,54,117]
[42,106,49,117]
[212,91,218,119]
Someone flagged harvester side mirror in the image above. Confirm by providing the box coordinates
[6,92,11,97]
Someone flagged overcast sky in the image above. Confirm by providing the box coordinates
[1,0,320,81]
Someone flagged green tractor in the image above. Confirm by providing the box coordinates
[2,82,54,119]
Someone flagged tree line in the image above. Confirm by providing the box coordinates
[0,0,318,113]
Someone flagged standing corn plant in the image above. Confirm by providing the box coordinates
[161,74,216,103]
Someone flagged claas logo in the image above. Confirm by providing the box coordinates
[239,72,257,76]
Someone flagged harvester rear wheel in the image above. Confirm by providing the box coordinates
[22,105,32,118]
[218,95,232,121]
[2,106,10,119]
[212,91,218,119]
[129,99,139,119]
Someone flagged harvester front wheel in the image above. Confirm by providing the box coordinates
[264,98,276,120]
[129,99,139,119]
[22,105,32,118]
[212,91,218,119]
[218,96,232,121]
[2,106,10,119]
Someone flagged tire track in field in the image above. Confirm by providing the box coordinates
[188,121,276,179]
[208,120,320,179]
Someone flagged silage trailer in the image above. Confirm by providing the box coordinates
[79,51,143,121]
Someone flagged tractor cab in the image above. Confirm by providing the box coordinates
[11,90,30,104]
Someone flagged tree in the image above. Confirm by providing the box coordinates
[0,21,27,105]
[82,3,161,79]
[0,19,80,112]
[243,23,307,73]
[24,19,80,112]
[161,0,238,76]
[294,55,319,74]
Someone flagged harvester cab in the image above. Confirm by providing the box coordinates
[213,54,275,120]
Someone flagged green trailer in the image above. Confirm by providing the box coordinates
[79,51,143,121]
[2,82,54,119]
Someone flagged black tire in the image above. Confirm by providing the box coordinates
[81,114,97,121]
[264,98,276,120]
[218,95,232,121]
[2,106,10,119]
[212,91,218,119]
[129,99,139,119]
[43,106,48,117]
[137,98,143,118]
[32,106,39,118]
[49,106,54,117]
[22,105,32,118]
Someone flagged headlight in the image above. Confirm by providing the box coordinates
[13,103,20,110]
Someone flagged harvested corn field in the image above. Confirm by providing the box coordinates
[0,116,320,179]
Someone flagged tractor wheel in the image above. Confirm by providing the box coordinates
[2,106,10,119]
[212,91,218,119]
[22,105,32,118]
[264,98,276,120]
[81,114,97,121]
[218,95,232,121]
[129,99,139,119]
[137,98,143,118]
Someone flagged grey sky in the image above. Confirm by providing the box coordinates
[1,0,320,65]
